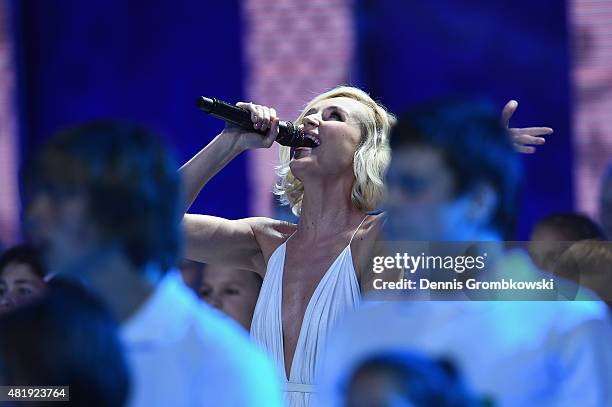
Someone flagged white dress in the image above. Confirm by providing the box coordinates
[251,216,367,407]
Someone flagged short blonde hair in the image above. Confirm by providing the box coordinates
[274,86,395,216]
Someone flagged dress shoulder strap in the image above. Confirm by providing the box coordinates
[284,229,298,245]
[349,215,369,245]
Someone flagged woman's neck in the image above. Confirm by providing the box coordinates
[297,176,366,240]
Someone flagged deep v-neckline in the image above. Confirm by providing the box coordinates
[277,215,368,381]
[278,241,352,381]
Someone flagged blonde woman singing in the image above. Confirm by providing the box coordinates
[180,86,550,406]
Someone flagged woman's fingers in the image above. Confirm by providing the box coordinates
[263,118,280,147]
[236,102,260,126]
[501,99,554,154]
[511,133,546,146]
[514,144,536,154]
[255,106,265,130]
[235,102,278,140]
[511,127,554,136]
[261,107,271,131]
[501,100,518,128]
[508,127,553,155]
[261,108,279,147]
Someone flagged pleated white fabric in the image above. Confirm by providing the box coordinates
[251,217,366,407]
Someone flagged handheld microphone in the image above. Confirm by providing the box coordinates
[196,96,317,148]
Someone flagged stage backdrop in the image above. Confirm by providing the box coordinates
[0,0,19,246]
[13,0,248,223]
[355,0,573,239]
[8,0,608,245]
[569,0,612,225]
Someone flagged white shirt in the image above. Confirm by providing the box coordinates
[121,271,283,407]
[318,253,612,407]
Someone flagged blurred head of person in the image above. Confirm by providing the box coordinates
[553,240,612,305]
[528,213,606,272]
[344,352,488,407]
[600,164,612,240]
[384,99,521,242]
[179,259,206,291]
[179,260,262,330]
[0,282,130,406]
[0,244,47,313]
[22,121,182,280]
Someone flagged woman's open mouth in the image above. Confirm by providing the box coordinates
[292,147,313,159]
[303,132,321,147]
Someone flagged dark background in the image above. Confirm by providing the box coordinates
[12,0,248,219]
[354,0,572,238]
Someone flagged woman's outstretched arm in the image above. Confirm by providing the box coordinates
[179,103,282,273]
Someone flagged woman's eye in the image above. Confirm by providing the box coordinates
[199,288,211,298]
[327,112,342,121]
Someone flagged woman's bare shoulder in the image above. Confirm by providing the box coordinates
[360,212,387,240]
[246,217,297,261]
[351,212,386,278]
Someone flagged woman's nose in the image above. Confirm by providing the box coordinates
[302,115,319,130]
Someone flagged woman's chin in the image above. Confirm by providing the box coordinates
[289,156,316,173]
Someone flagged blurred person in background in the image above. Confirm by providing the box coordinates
[23,121,282,407]
[179,259,262,330]
[553,240,612,309]
[0,244,47,314]
[181,85,549,406]
[0,282,129,407]
[178,258,205,290]
[528,212,606,273]
[344,352,489,407]
[320,99,612,407]
[200,265,262,331]
[600,164,612,240]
